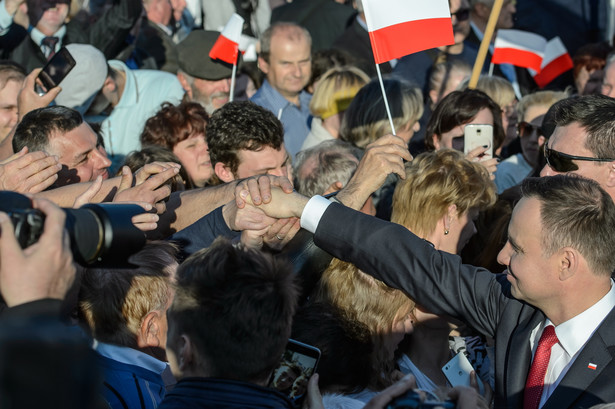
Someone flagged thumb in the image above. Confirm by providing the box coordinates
[117,166,133,192]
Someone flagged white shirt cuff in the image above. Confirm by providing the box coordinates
[0,0,13,33]
[300,195,331,234]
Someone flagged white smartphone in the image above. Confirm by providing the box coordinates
[442,352,474,388]
[463,124,493,160]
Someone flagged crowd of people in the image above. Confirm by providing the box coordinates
[1,0,615,408]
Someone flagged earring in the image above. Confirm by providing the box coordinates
[444,229,449,235]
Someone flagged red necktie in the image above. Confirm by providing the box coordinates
[524,325,559,409]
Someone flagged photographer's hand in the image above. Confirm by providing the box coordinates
[0,198,75,307]
[363,375,417,409]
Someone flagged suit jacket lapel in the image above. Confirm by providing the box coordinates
[506,312,545,409]
[542,307,615,409]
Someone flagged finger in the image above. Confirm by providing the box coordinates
[247,177,262,205]
[140,166,179,191]
[0,146,28,165]
[131,213,159,232]
[466,145,488,160]
[31,198,66,249]
[364,375,416,409]
[43,85,62,103]
[117,166,134,193]
[271,175,294,193]
[19,153,58,173]
[303,373,323,409]
[73,175,103,208]
[258,175,272,203]
[0,211,21,258]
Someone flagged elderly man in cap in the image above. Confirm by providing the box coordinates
[0,0,141,72]
[54,43,184,171]
[176,30,234,115]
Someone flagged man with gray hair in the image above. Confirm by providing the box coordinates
[251,22,312,158]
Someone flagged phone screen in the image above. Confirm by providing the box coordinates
[36,47,76,93]
[269,339,320,407]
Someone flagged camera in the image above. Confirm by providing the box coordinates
[386,390,455,409]
[1,191,146,267]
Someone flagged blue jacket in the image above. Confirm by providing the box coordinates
[159,377,294,409]
[98,354,167,409]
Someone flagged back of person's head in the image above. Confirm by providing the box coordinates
[78,241,178,350]
[293,140,362,197]
[0,60,26,89]
[167,237,298,383]
[140,101,208,150]
[312,258,414,390]
[259,22,312,63]
[521,175,615,277]
[391,149,496,237]
[516,90,568,122]
[549,94,615,159]
[425,89,505,151]
[13,106,83,153]
[207,100,284,173]
[308,49,358,91]
[120,146,193,191]
[340,78,423,149]
[461,75,516,109]
[291,302,373,394]
[310,66,369,119]
[427,60,471,106]
[573,42,611,78]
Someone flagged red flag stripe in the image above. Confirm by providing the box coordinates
[492,47,543,71]
[533,53,573,87]
[368,17,454,64]
[209,35,239,65]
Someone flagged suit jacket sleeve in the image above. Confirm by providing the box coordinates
[313,203,514,338]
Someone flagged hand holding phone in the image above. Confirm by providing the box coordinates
[34,47,76,96]
[269,339,320,407]
[442,352,485,395]
[463,124,493,161]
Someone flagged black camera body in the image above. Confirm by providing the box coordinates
[386,390,455,409]
[1,191,146,267]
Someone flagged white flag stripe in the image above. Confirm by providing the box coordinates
[363,0,451,32]
[494,29,547,55]
[220,13,244,43]
[541,37,567,68]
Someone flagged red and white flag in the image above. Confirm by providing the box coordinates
[362,0,455,64]
[531,37,573,87]
[209,13,244,65]
[492,29,547,72]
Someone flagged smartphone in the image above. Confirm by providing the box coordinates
[463,124,493,160]
[442,352,484,394]
[268,339,320,407]
[35,47,76,95]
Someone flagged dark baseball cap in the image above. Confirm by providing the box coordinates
[177,30,240,81]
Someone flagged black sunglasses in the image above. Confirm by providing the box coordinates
[543,145,615,172]
[451,8,470,22]
[517,121,543,138]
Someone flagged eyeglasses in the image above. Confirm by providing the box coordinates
[543,145,615,172]
[451,8,470,21]
[517,121,543,138]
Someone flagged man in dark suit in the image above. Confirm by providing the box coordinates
[238,95,615,408]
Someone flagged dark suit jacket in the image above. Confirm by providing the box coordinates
[135,18,178,74]
[2,0,141,72]
[313,203,615,409]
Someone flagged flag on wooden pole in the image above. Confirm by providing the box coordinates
[363,0,455,64]
[531,37,573,88]
[492,29,547,72]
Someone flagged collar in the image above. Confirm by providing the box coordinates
[94,341,174,385]
[108,59,137,107]
[31,25,66,47]
[470,20,484,41]
[259,79,310,115]
[154,21,173,37]
[356,14,368,31]
[542,280,615,357]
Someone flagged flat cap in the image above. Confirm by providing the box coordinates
[177,30,238,81]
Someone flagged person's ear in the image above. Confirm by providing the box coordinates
[604,161,615,189]
[137,310,162,349]
[558,247,578,281]
[445,204,458,229]
[432,134,441,150]
[101,76,116,93]
[214,162,235,183]
[178,334,195,372]
[257,56,270,75]
[176,72,192,96]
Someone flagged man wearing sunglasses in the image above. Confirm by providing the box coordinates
[540,95,615,202]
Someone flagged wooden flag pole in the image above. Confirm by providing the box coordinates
[468,0,504,89]
[375,63,396,135]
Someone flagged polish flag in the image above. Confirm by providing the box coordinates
[363,0,454,64]
[209,13,244,65]
[492,29,547,72]
[531,37,573,87]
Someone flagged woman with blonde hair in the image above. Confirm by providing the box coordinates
[391,149,496,399]
[312,258,415,405]
[302,66,370,151]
